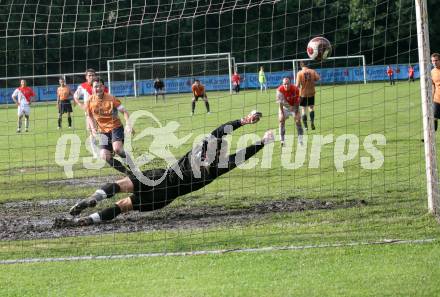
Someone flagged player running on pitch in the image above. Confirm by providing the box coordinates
[11,79,36,133]
[56,111,273,227]
[73,68,104,157]
[277,77,303,146]
[86,77,133,174]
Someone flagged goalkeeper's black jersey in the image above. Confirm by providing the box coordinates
[128,146,223,211]
[127,119,264,212]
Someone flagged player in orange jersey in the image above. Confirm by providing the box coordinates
[296,62,320,131]
[431,53,440,133]
[191,79,210,115]
[387,65,395,85]
[57,77,74,129]
[86,78,133,174]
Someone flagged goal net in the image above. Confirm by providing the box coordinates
[0,0,437,265]
[107,53,233,98]
[235,55,367,90]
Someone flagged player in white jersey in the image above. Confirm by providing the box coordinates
[11,79,36,133]
[73,69,100,157]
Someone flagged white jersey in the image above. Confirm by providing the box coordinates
[74,83,93,104]
[12,88,30,108]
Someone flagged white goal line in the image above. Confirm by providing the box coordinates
[0,238,435,265]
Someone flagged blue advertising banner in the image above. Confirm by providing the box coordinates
[0,64,421,104]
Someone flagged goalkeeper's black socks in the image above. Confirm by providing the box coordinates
[68,116,72,128]
[100,183,121,198]
[205,101,210,113]
[435,119,438,131]
[58,117,62,128]
[191,101,196,113]
[98,205,122,221]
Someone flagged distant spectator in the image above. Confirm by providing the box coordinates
[259,66,267,93]
[387,65,395,85]
[153,78,165,102]
[231,71,241,94]
[408,65,415,82]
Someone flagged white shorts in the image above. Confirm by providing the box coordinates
[280,106,299,119]
[18,105,30,116]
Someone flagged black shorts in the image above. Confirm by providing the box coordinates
[59,100,73,114]
[434,102,440,119]
[194,94,207,101]
[300,96,315,107]
[154,87,164,93]
[98,126,124,151]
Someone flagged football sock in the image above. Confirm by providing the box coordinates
[58,116,62,128]
[296,121,304,136]
[310,111,315,123]
[302,114,308,127]
[25,115,29,130]
[18,116,23,129]
[191,101,196,113]
[98,205,122,221]
[279,123,286,142]
[205,101,210,112]
[435,120,438,131]
[98,183,121,200]
[68,116,72,127]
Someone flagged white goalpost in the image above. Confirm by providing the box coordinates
[107,53,234,97]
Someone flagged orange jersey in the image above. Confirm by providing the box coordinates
[296,68,320,97]
[387,68,394,76]
[192,84,205,96]
[86,93,122,133]
[432,68,440,104]
[57,86,71,101]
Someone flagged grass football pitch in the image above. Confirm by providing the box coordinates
[1,81,440,296]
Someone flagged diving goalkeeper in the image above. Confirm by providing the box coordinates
[55,111,274,227]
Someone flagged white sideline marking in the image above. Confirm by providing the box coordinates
[0,238,436,265]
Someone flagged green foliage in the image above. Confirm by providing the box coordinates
[0,0,434,79]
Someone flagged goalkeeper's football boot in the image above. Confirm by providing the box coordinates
[241,110,262,125]
[311,123,316,130]
[69,197,98,216]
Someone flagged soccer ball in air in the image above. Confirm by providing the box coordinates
[307,37,332,61]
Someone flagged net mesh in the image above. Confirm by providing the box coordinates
[0,0,432,261]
